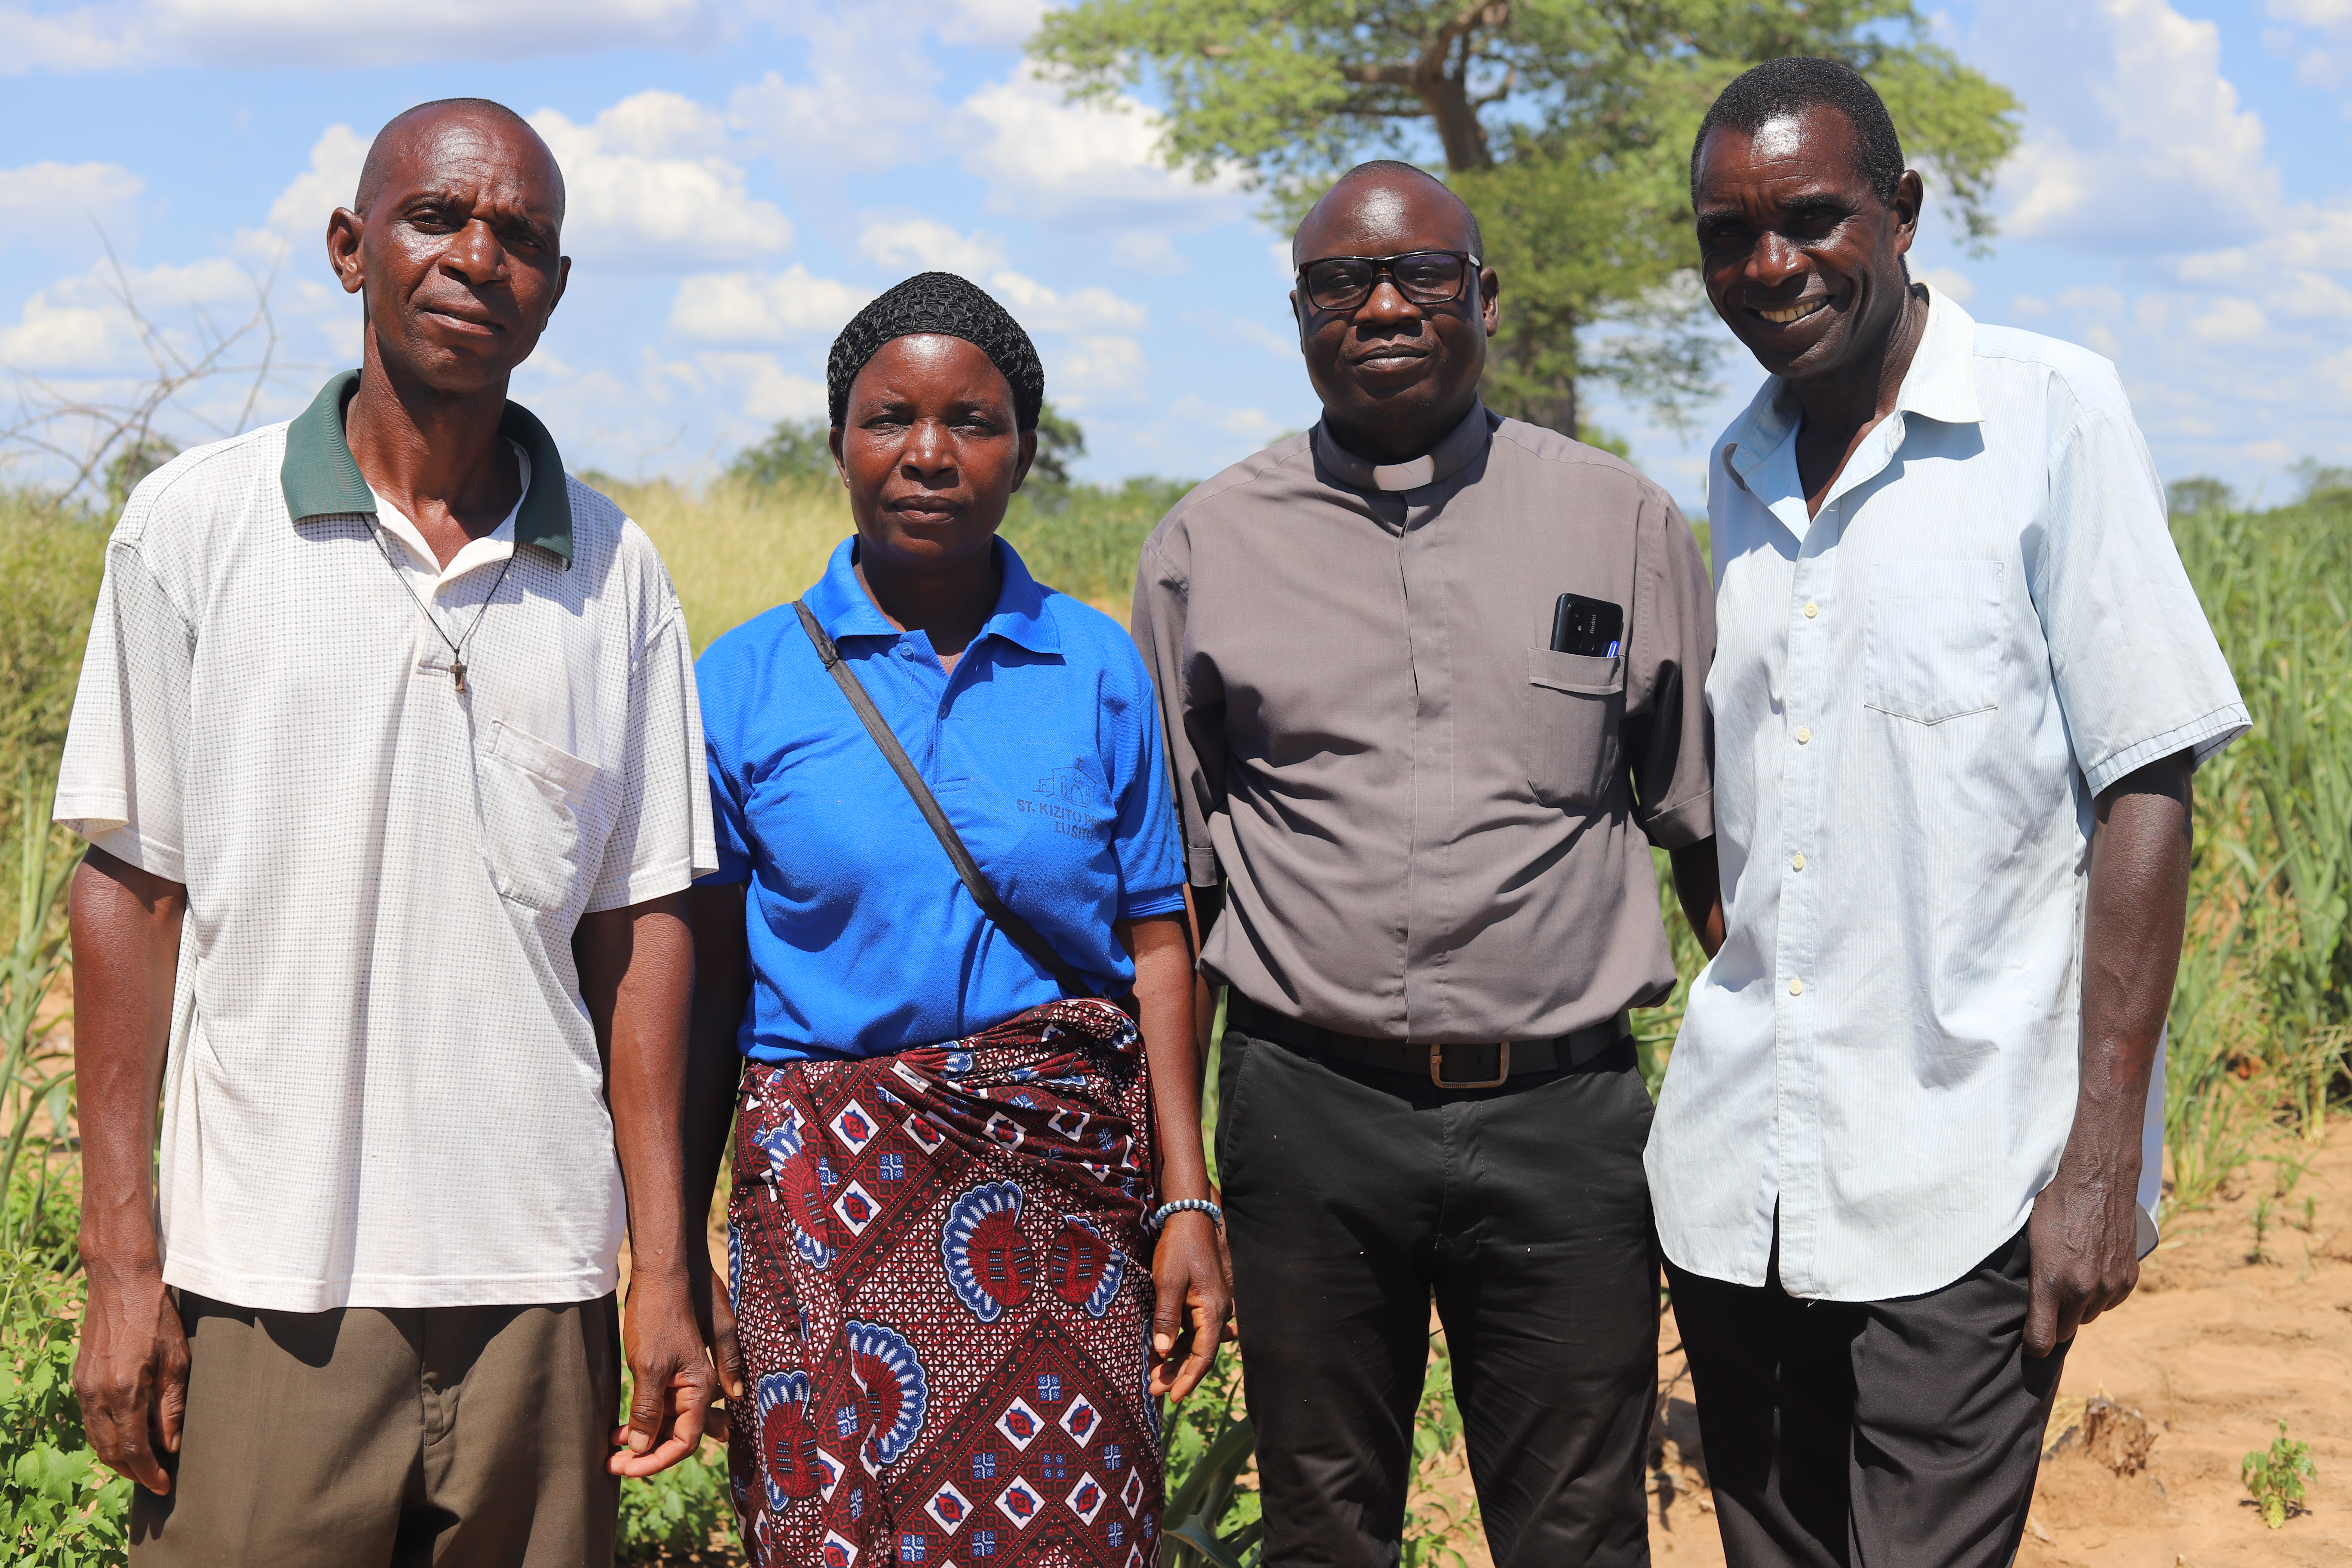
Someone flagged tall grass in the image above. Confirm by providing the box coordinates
[2164,496,2352,1206]
[604,473,1183,651]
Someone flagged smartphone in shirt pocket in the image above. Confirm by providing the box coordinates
[1526,594,1627,810]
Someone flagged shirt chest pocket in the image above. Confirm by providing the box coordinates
[1524,649,1625,811]
[476,720,600,912]
[1864,560,2003,725]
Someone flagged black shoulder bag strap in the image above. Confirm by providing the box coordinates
[794,600,1099,1000]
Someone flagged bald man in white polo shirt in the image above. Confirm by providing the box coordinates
[59,100,727,1566]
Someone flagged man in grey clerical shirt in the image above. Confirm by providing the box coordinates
[1132,159,1721,1568]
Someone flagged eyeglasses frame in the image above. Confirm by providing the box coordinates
[1294,250,1485,314]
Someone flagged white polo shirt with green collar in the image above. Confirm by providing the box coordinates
[57,371,718,1313]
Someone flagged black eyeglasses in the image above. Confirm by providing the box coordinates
[1296,250,1481,313]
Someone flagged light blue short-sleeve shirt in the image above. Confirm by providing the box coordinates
[697,534,1185,1061]
[1647,288,2249,1302]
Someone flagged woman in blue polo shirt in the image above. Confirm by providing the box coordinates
[683,273,1228,1568]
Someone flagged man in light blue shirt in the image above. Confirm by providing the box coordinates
[1648,58,2246,1568]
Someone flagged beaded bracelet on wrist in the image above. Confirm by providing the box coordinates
[1147,1198,1222,1233]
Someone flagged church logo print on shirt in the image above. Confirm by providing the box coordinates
[1016,758,1109,843]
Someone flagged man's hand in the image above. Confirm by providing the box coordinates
[1148,1212,1234,1401]
[2024,1148,2142,1358]
[2026,750,2193,1359]
[72,1262,188,1494]
[689,1239,745,1444]
[577,893,717,1476]
[68,847,188,1492]
[611,1272,719,1477]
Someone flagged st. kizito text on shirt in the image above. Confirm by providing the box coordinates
[696,535,1185,1061]
[1646,288,2249,1303]
[55,372,717,1314]
[1133,403,1715,1043]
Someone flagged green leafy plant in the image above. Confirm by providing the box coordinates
[615,1437,736,1565]
[2243,1419,2315,1529]
[0,1248,128,1568]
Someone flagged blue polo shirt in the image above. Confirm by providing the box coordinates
[697,535,1186,1061]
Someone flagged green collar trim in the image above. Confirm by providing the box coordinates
[280,369,574,565]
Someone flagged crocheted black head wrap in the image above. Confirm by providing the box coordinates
[827,271,1045,431]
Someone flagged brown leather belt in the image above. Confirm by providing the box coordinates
[1227,995,1633,1089]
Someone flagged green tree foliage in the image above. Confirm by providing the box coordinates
[1032,0,2019,435]
[2165,475,2235,518]
[726,417,836,487]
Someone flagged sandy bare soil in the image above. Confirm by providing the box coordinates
[1411,1120,2352,1566]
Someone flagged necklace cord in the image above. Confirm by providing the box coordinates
[371,522,519,679]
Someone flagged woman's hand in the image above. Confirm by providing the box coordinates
[1148,1211,1234,1401]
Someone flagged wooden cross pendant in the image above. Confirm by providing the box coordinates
[451,661,469,695]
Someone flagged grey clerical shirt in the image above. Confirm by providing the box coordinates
[1133,402,1715,1044]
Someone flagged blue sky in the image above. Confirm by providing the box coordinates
[2,0,2348,512]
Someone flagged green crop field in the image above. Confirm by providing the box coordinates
[2,475,2346,1565]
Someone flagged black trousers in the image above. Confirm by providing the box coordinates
[1667,1228,2068,1568]
[1217,1026,1658,1568]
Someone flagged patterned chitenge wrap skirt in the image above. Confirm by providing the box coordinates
[727,996,1165,1568]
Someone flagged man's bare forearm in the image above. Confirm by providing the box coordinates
[578,894,696,1285]
[2024,749,2192,1356]
[71,848,186,1270]
[2071,751,2193,1176]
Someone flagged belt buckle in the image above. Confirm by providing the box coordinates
[1429,1041,1510,1090]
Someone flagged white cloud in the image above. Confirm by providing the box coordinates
[931,0,1046,46]
[0,256,265,371]
[260,124,368,245]
[859,218,1006,277]
[1917,266,1975,305]
[0,0,715,72]
[1989,0,2279,251]
[694,351,830,423]
[957,63,1248,222]
[0,161,145,248]
[532,97,792,272]
[2268,0,2352,25]
[1049,333,1146,406]
[731,10,947,173]
[1170,393,1282,443]
[987,270,1147,332]
[669,265,873,344]
[1180,308,1298,358]
[1109,230,1188,275]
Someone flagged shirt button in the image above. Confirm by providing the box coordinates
[1796,726,1812,744]
[1792,852,1805,871]
[1803,602,1819,619]
[1789,977,1805,997]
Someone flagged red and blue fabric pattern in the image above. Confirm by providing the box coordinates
[728,997,1164,1566]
